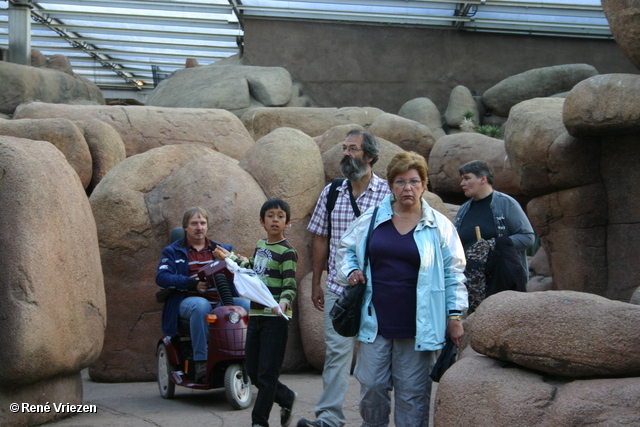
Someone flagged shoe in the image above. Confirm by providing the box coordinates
[280,391,297,427]
[296,419,330,427]
[195,360,207,384]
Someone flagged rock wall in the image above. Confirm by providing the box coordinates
[435,291,640,427]
[0,61,104,116]
[14,103,255,159]
[0,136,105,426]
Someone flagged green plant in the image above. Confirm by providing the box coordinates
[476,125,503,139]
[461,110,475,120]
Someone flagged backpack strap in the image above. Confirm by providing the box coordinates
[326,178,346,242]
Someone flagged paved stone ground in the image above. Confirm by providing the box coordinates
[46,370,364,427]
[46,369,438,426]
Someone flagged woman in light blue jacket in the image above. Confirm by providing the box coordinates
[336,152,467,427]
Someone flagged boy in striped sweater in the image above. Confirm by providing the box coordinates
[216,199,298,427]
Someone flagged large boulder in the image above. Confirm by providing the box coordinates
[599,133,640,301]
[73,119,127,193]
[397,97,445,140]
[444,85,478,128]
[368,113,436,159]
[504,98,569,196]
[602,0,640,71]
[470,291,640,377]
[0,61,104,116]
[88,145,267,381]
[0,136,105,426]
[146,64,298,117]
[0,117,92,189]
[239,127,325,220]
[527,184,609,297]
[239,127,325,289]
[563,73,640,136]
[14,103,254,159]
[321,137,403,182]
[241,106,385,141]
[297,271,329,371]
[435,356,555,426]
[483,64,598,117]
[314,124,365,153]
[428,132,521,198]
[435,355,640,426]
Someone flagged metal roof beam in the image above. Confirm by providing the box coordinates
[27,22,241,41]
[27,34,238,52]
[33,0,233,14]
[32,10,233,27]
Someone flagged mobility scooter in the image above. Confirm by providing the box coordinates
[156,229,252,409]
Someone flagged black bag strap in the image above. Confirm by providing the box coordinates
[326,178,345,242]
[362,206,378,276]
[345,180,361,218]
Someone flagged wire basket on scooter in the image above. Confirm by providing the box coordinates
[210,327,247,356]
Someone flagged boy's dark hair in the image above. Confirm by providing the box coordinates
[459,160,495,186]
[260,198,291,222]
[345,129,380,166]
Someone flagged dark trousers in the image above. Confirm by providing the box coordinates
[246,315,295,427]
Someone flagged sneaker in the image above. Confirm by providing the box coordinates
[296,419,330,427]
[195,360,207,384]
[281,391,297,427]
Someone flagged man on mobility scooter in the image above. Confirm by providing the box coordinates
[155,207,252,408]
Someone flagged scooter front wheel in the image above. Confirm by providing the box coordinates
[224,363,252,409]
[157,343,176,399]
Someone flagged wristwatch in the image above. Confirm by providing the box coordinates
[448,315,462,321]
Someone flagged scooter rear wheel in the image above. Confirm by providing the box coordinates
[224,363,252,410]
[157,343,176,399]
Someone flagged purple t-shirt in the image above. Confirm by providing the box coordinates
[369,220,420,339]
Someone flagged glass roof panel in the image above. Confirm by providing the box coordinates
[0,0,611,92]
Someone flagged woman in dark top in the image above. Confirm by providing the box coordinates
[454,160,535,312]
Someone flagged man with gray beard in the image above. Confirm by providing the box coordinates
[299,130,391,427]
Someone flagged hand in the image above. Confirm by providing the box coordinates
[214,245,231,259]
[273,302,288,318]
[348,270,365,286]
[311,284,324,312]
[196,281,208,294]
[447,319,464,348]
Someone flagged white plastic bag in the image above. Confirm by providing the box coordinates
[225,257,289,320]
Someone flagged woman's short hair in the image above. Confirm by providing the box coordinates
[458,160,494,186]
[182,206,209,228]
[386,151,428,188]
[346,129,380,166]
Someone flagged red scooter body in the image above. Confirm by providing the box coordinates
[156,260,252,409]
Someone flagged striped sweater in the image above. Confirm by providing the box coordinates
[232,238,298,318]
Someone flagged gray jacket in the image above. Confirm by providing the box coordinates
[454,190,535,277]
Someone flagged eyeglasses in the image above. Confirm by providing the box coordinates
[342,145,364,154]
[394,179,422,188]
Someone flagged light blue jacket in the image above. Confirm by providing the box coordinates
[336,195,468,351]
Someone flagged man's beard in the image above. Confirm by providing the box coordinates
[340,155,369,181]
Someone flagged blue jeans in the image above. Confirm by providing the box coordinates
[179,296,250,361]
[246,315,295,426]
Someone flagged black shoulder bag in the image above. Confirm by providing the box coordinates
[329,207,377,337]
